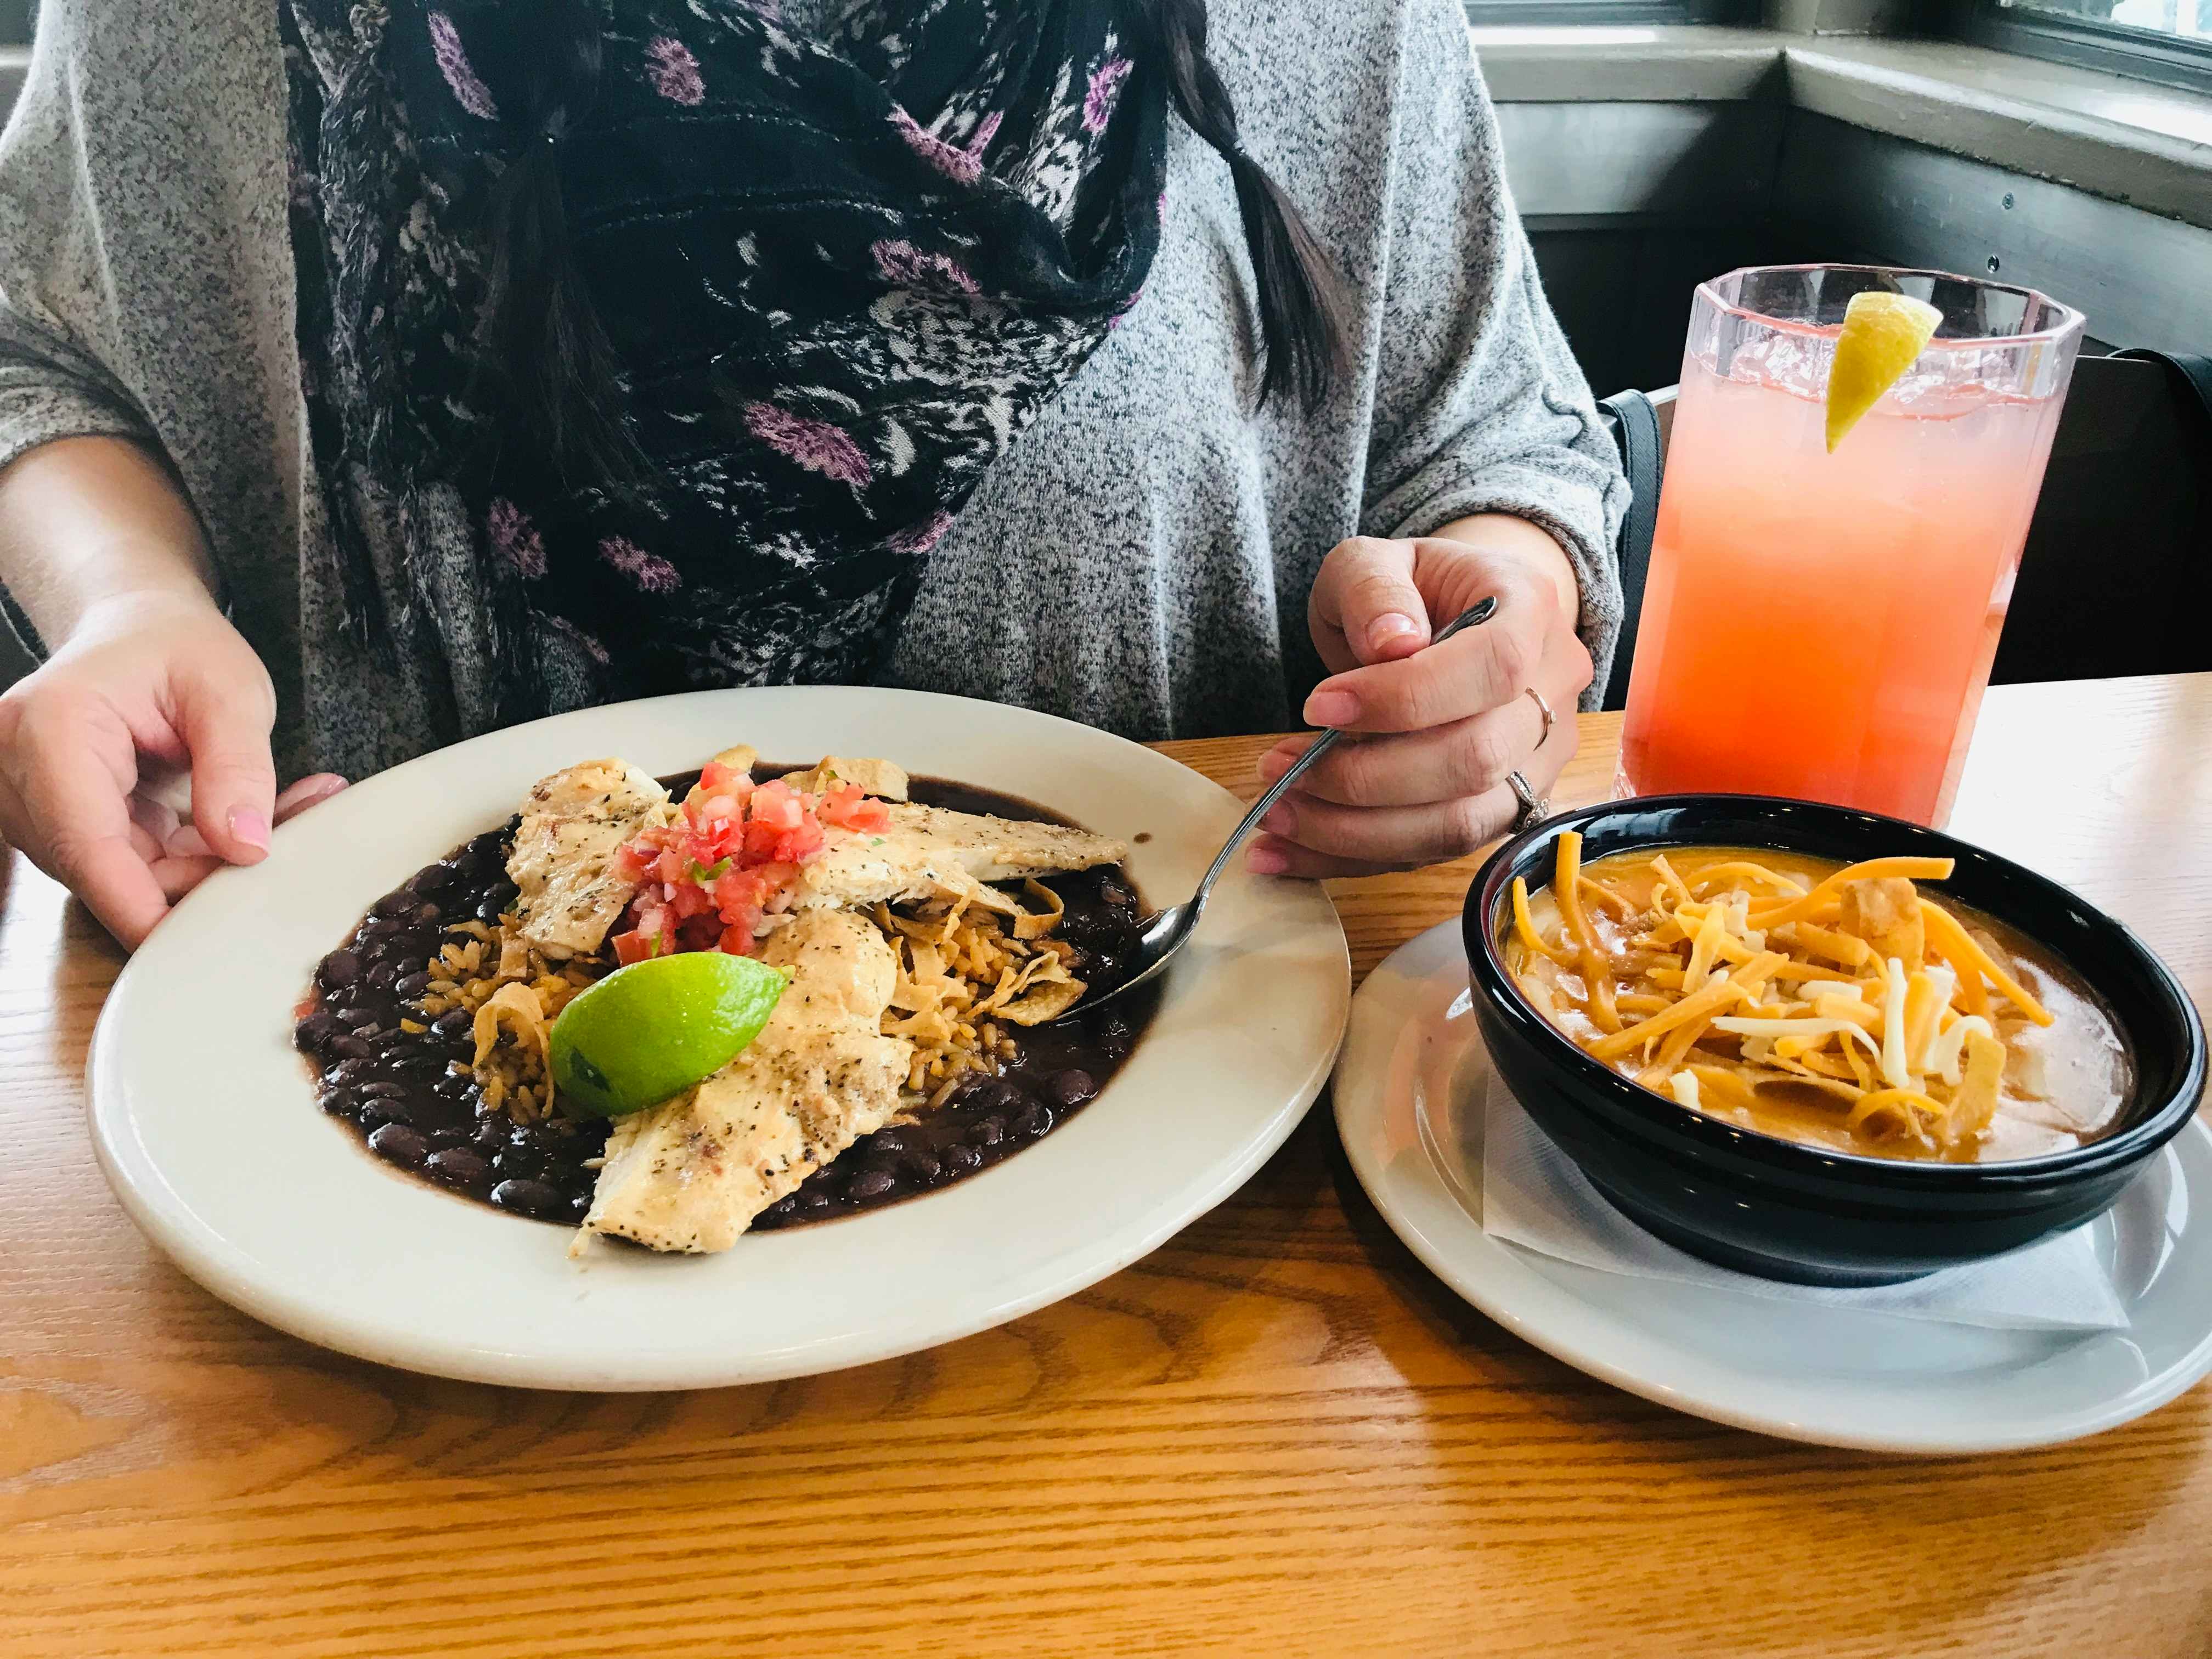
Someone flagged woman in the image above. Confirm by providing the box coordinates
[0,0,1624,948]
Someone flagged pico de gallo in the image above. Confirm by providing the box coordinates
[609,760,894,963]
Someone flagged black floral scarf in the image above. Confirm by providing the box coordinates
[281,0,1165,725]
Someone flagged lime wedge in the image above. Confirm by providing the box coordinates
[550,951,788,1118]
[1825,291,1943,453]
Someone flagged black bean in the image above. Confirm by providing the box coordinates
[962,1078,1023,1115]
[971,1116,1006,1147]
[797,1189,833,1212]
[1045,1069,1098,1108]
[764,1195,798,1218]
[427,1125,472,1149]
[294,1013,342,1053]
[326,1034,373,1061]
[364,961,399,990]
[426,1147,489,1187]
[391,1053,449,1077]
[375,889,420,918]
[870,1129,909,1155]
[431,1010,472,1040]
[943,1142,982,1173]
[413,902,442,924]
[472,1119,509,1152]
[568,1193,593,1218]
[846,1167,897,1200]
[394,970,434,998]
[901,1150,942,1183]
[324,1057,371,1087]
[475,895,507,924]
[368,1124,429,1170]
[317,949,362,989]
[336,1006,380,1029]
[358,1080,407,1099]
[1099,877,1134,908]
[1012,1102,1052,1140]
[359,1099,412,1130]
[489,1178,566,1220]
[494,1144,555,1182]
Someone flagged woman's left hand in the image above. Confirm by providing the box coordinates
[1250,518,1593,878]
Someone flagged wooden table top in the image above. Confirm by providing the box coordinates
[5,674,2211,1659]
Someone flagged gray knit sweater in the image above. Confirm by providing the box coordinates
[0,0,1625,781]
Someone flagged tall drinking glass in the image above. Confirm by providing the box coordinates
[1617,266,2084,827]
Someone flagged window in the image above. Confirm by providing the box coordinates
[0,3,29,48]
[1953,0,2212,93]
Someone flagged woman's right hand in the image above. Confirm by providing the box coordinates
[0,589,345,948]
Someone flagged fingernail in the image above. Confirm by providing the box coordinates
[228,808,270,853]
[1247,844,1289,876]
[1261,800,1297,837]
[1367,612,1421,654]
[1304,690,1359,727]
[1256,746,1295,783]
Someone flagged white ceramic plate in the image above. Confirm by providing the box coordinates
[1334,920,2212,1454]
[91,686,1348,1390]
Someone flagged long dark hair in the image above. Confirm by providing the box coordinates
[473,0,1352,488]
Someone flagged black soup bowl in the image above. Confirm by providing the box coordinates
[1463,795,2206,1287]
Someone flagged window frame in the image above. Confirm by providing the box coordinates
[1462,0,1754,26]
[1945,0,2212,97]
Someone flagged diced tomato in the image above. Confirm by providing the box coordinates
[610,765,844,962]
[817,783,891,832]
[749,780,804,831]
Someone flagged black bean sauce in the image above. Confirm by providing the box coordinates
[300,777,1157,1234]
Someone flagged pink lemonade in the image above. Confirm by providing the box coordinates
[1618,269,2081,827]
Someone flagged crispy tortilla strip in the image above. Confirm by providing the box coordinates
[1749,857,1954,929]
[1838,877,1926,967]
[781,755,911,802]
[1944,1028,2007,1146]
[472,981,549,1074]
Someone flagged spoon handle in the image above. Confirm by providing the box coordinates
[1186,595,1500,912]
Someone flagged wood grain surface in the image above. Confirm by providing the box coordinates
[3,676,2210,1659]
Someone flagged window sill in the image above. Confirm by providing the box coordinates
[1471,25,2212,229]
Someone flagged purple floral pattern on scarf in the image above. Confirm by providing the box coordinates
[427,12,498,120]
[597,535,682,593]
[487,498,546,578]
[743,402,874,489]
[872,238,979,295]
[645,37,705,104]
[888,510,953,554]
[1083,57,1132,134]
[890,108,1000,185]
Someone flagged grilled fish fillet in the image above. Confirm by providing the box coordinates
[578,910,911,1254]
[794,803,1124,913]
[507,760,671,960]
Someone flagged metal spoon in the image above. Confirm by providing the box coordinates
[1078,596,1501,1013]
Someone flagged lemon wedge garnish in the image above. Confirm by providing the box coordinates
[1825,291,1943,452]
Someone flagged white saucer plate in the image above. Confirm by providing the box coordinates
[1334,920,2212,1453]
[91,686,1350,1391]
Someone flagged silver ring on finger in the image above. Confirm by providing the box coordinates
[1522,686,1555,748]
[1506,769,1550,834]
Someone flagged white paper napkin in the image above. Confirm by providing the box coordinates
[1481,1070,2128,1332]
